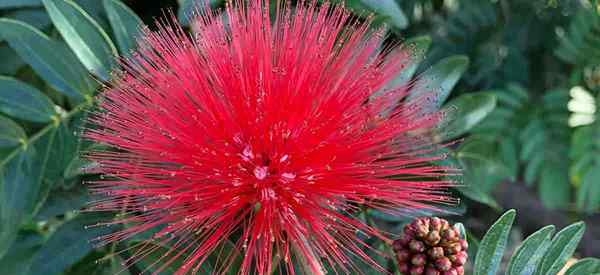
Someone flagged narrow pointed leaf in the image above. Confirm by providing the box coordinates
[506,225,555,275]
[0,76,56,123]
[0,18,94,99]
[103,0,144,54]
[43,0,117,80]
[536,222,585,275]
[474,209,516,275]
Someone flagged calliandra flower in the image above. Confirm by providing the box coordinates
[84,0,457,274]
[393,217,468,275]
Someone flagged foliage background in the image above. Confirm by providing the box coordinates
[0,0,599,274]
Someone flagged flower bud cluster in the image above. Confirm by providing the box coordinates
[393,217,468,275]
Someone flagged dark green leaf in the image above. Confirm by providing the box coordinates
[0,45,24,75]
[0,18,95,99]
[506,225,555,275]
[386,36,431,88]
[577,166,600,213]
[0,124,59,257]
[43,0,117,80]
[439,92,497,140]
[178,0,220,26]
[409,55,469,114]
[4,9,51,29]
[0,0,41,9]
[0,76,56,123]
[474,209,516,275]
[536,222,585,275]
[0,231,45,275]
[539,167,571,210]
[0,115,26,148]
[28,214,117,275]
[34,186,89,221]
[361,0,408,29]
[103,0,144,55]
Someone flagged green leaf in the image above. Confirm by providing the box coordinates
[0,18,95,99]
[103,0,144,55]
[133,241,212,275]
[0,76,57,123]
[4,9,51,29]
[0,115,26,148]
[409,55,469,114]
[34,186,89,221]
[28,214,117,275]
[360,0,408,29]
[439,92,497,140]
[0,46,24,75]
[474,209,516,275]
[133,238,241,275]
[538,167,571,209]
[43,0,117,80]
[577,166,600,213]
[536,222,585,275]
[386,36,431,88]
[0,0,41,9]
[506,225,555,275]
[0,125,59,258]
[178,0,220,26]
[0,231,44,275]
[564,258,600,275]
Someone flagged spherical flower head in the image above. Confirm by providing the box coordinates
[85,0,457,274]
[393,217,468,275]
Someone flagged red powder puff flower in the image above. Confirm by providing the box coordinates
[85,1,457,274]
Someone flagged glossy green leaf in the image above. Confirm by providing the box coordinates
[439,92,497,140]
[536,222,585,275]
[361,0,408,29]
[0,231,44,275]
[506,225,555,275]
[0,0,41,9]
[474,209,516,275]
[103,0,144,54]
[28,214,117,275]
[43,0,117,80]
[564,258,600,275]
[0,18,95,99]
[0,115,26,148]
[409,55,469,114]
[0,76,56,123]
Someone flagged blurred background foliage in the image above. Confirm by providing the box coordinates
[0,0,599,274]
